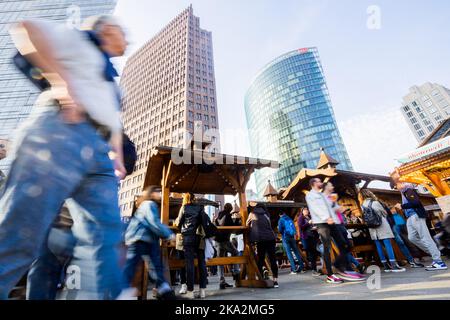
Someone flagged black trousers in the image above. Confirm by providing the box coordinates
[316,223,349,276]
[184,245,207,291]
[176,250,187,285]
[256,240,278,278]
[302,236,319,270]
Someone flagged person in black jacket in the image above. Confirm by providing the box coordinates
[176,193,208,299]
[214,203,241,290]
[246,203,279,288]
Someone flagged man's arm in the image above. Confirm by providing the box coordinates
[10,21,85,122]
[144,202,173,240]
[246,213,255,227]
[110,132,126,180]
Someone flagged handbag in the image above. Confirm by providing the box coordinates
[201,211,218,239]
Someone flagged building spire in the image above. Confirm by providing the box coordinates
[316,148,340,170]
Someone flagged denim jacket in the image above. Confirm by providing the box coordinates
[125,201,173,246]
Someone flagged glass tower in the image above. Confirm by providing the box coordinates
[0,0,117,172]
[245,47,353,195]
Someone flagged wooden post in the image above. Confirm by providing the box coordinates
[236,169,272,287]
[139,160,172,299]
[161,162,172,286]
[422,171,450,196]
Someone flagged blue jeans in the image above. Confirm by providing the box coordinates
[392,225,414,262]
[374,239,396,263]
[26,227,76,300]
[0,111,122,300]
[123,241,168,289]
[215,241,240,281]
[282,236,304,272]
[301,237,319,270]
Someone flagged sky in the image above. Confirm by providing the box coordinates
[113,0,450,189]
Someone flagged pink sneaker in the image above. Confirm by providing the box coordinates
[337,271,365,281]
[326,274,344,284]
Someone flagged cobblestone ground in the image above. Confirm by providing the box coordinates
[165,257,450,300]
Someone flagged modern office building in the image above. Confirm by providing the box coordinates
[119,6,221,216]
[400,82,450,142]
[0,0,117,172]
[245,47,353,195]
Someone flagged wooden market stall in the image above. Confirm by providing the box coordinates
[138,145,279,298]
[393,117,450,199]
[280,149,430,265]
[282,150,393,215]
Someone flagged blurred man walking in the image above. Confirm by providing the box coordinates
[0,15,128,299]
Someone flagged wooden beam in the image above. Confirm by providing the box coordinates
[167,166,195,188]
[242,167,255,191]
[422,171,450,196]
[161,164,171,225]
[160,164,171,286]
[216,166,241,192]
[168,256,248,268]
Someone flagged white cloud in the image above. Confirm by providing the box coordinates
[338,108,418,177]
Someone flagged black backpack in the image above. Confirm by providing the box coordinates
[201,211,218,239]
[122,133,137,176]
[362,200,382,228]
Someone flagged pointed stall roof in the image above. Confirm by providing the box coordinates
[263,180,279,197]
[316,148,340,169]
[144,146,279,195]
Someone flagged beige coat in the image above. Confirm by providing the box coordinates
[363,200,394,240]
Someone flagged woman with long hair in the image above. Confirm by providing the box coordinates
[359,189,405,272]
[122,185,175,299]
[297,207,321,276]
[175,193,208,299]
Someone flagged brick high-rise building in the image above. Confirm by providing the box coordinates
[119,6,221,216]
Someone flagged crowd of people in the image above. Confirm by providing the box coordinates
[0,14,448,301]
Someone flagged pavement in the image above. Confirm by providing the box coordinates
[165,257,450,300]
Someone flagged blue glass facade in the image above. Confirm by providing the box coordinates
[245,48,353,195]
